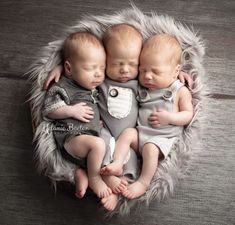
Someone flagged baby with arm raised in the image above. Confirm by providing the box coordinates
[109,33,194,199]
[42,32,111,199]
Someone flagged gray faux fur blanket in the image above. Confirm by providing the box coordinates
[28,5,205,216]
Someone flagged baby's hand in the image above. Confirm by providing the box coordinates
[178,71,193,90]
[148,109,171,128]
[71,102,94,122]
[43,65,63,90]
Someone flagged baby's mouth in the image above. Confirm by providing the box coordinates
[92,81,102,86]
[119,75,130,80]
[144,83,155,88]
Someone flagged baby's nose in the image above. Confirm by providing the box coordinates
[95,69,102,77]
[120,65,128,73]
[144,72,152,80]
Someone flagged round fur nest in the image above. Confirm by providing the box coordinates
[29,5,205,216]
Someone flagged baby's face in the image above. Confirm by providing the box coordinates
[105,42,141,83]
[139,48,179,90]
[68,46,106,90]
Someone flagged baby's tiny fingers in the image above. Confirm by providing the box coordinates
[43,78,52,90]
[84,114,94,119]
[187,79,193,90]
[149,112,158,117]
[79,117,90,123]
[86,109,94,115]
[148,115,157,121]
[55,74,60,82]
[149,121,159,127]
[85,105,93,110]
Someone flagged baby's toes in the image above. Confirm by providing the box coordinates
[113,186,121,194]
[122,189,132,199]
[102,187,112,198]
[117,183,127,193]
[121,179,128,186]
[107,187,112,196]
[101,197,107,205]
[100,167,106,175]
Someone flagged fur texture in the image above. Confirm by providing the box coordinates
[28,5,205,216]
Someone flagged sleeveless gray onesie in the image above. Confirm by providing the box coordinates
[138,80,184,158]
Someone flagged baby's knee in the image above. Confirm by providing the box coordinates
[123,127,136,134]
[123,128,137,140]
[142,143,160,157]
[93,137,106,152]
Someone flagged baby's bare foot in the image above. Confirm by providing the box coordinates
[102,175,128,194]
[100,162,123,176]
[101,193,119,211]
[74,168,88,199]
[122,180,148,199]
[89,176,112,198]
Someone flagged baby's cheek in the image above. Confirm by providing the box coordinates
[132,68,139,78]
[138,75,144,85]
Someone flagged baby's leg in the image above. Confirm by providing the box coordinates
[122,143,160,199]
[64,135,111,198]
[74,168,88,199]
[101,193,119,211]
[101,128,138,176]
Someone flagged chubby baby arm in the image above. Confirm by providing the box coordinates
[148,86,193,127]
[170,86,193,126]
[43,84,94,122]
[46,102,94,123]
[43,64,63,90]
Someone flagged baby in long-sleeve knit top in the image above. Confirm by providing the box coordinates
[42,32,112,199]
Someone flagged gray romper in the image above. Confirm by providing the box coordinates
[43,75,101,168]
[137,80,184,158]
[98,78,139,180]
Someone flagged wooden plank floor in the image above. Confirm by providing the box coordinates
[0,1,234,224]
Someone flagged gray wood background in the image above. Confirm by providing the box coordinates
[0,1,234,224]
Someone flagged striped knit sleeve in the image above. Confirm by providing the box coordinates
[42,85,70,119]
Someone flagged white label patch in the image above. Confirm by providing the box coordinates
[107,86,132,119]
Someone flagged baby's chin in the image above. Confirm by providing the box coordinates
[118,78,134,83]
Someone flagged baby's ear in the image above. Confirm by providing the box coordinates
[64,61,72,78]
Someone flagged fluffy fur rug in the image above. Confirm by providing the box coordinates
[28,5,205,216]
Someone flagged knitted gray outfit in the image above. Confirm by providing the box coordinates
[43,75,100,167]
